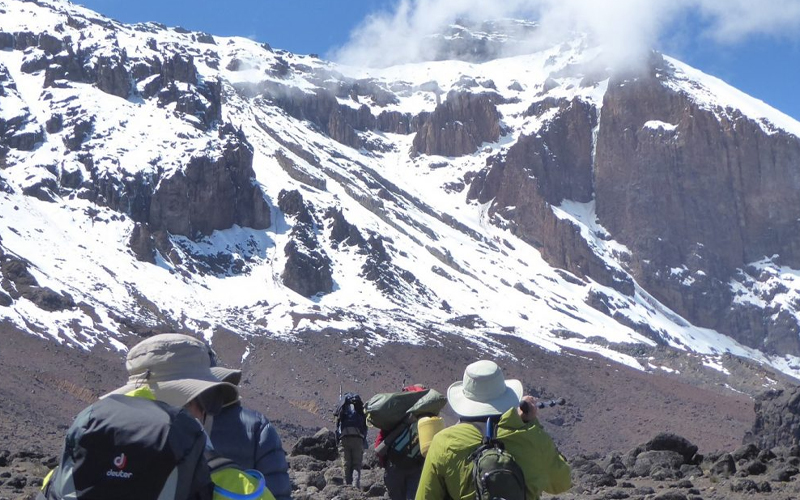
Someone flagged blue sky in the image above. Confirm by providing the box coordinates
[76,0,800,121]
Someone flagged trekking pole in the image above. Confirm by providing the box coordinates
[535,398,566,409]
[520,398,566,413]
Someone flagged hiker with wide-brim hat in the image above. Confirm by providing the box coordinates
[108,333,238,427]
[415,360,572,500]
[112,334,275,500]
[42,334,243,500]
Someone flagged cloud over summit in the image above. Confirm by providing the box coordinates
[331,0,800,69]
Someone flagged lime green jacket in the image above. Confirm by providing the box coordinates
[415,408,571,500]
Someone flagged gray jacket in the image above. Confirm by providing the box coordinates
[210,403,291,500]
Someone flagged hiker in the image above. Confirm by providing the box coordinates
[209,361,292,500]
[375,384,428,500]
[334,392,368,487]
[415,360,571,500]
[116,334,275,500]
[39,334,274,500]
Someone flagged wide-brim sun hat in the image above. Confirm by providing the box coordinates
[211,366,242,386]
[210,366,243,406]
[107,333,238,410]
[447,360,523,417]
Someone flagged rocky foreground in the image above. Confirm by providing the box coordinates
[3,429,800,500]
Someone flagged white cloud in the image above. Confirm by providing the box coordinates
[331,0,800,69]
[692,0,800,42]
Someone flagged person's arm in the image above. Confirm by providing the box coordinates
[253,418,292,500]
[541,443,572,495]
[507,399,572,496]
[519,397,571,495]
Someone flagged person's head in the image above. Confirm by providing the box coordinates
[447,360,522,418]
[182,386,223,425]
[112,333,238,428]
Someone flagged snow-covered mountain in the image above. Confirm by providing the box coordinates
[2,0,800,391]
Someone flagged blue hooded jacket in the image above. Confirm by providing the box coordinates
[210,403,291,500]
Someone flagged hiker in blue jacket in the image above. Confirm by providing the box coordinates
[209,358,292,500]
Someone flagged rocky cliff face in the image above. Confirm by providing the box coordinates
[594,56,800,353]
[149,126,271,238]
[412,91,502,157]
[746,387,800,450]
[468,97,633,294]
[457,52,800,355]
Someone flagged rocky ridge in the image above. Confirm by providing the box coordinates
[4,430,800,500]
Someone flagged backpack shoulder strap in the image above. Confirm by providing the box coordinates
[208,455,239,474]
[466,418,500,445]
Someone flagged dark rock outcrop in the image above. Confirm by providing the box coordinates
[644,433,700,463]
[94,55,131,98]
[376,110,414,135]
[260,83,361,148]
[22,176,59,203]
[282,235,334,298]
[325,208,365,248]
[0,249,74,312]
[258,78,417,149]
[278,189,314,225]
[279,190,333,297]
[745,388,800,450]
[129,223,157,264]
[79,166,154,223]
[161,53,197,85]
[710,453,737,478]
[290,428,337,462]
[412,91,502,157]
[149,126,270,238]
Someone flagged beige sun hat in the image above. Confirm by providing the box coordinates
[108,333,238,411]
[207,346,243,387]
[447,360,523,417]
[211,366,242,386]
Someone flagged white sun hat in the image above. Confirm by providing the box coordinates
[447,360,523,417]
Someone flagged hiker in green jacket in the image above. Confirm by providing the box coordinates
[415,360,571,500]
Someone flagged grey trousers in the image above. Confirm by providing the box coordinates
[340,435,364,485]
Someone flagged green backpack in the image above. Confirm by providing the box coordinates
[468,419,526,500]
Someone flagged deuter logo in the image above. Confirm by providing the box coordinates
[106,453,133,479]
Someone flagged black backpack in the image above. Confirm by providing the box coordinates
[335,392,367,440]
[468,419,527,500]
[39,395,213,500]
